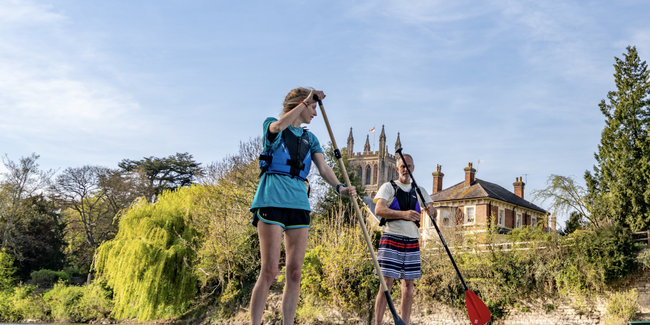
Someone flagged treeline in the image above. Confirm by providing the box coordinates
[0,46,649,324]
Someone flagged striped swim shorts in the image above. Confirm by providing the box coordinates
[376,233,421,280]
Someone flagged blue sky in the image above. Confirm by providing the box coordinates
[1,0,649,227]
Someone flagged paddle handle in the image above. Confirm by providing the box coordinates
[316,97,392,294]
[395,148,469,291]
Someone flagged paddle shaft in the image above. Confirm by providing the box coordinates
[316,98,404,324]
[395,148,469,291]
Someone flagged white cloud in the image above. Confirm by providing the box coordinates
[0,0,151,145]
[0,0,64,24]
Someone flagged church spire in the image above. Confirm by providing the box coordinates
[364,134,371,152]
[347,127,354,156]
[395,132,402,151]
[379,125,386,157]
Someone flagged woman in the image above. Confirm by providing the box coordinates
[249,87,356,325]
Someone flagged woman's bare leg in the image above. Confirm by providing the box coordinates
[281,227,309,325]
[250,222,283,325]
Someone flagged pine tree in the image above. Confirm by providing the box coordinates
[585,46,650,231]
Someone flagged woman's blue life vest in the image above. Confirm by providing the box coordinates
[258,128,312,182]
[378,180,421,228]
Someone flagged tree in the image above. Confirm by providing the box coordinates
[51,166,142,279]
[314,143,366,223]
[96,190,200,321]
[118,152,203,203]
[585,46,650,231]
[530,175,595,227]
[5,194,66,280]
[0,153,53,250]
[560,211,585,235]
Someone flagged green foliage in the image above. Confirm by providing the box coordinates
[43,280,113,322]
[7,194,66,281]
[562,211,585,235]
[96,188,200,321]
[419,224,640,319]
[0,249,16,291]
[637,248,650,270]
[192,138,262,316]
[119,152,203,203]
[297,209,379,319]
[605,289,638,325]
[30,269,69,288]
[531,175,592,226]
[0,284,47,321]
[585,46,650,231]
[314,143,366,223]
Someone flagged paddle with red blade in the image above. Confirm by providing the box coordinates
[395,148,492,325]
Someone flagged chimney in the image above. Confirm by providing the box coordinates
[551,215,557,233]
[464,162,476,187]
[544,213,549,232]
[513,177,525,199]
[432,164,444,194]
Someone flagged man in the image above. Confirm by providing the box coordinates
[373,153,436,325]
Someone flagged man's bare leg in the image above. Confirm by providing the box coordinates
[374,276,395,325]
[401,279,415,324]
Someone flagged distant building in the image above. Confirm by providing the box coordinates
[346,125,401,198]
[425,163,552,241]
[347,125,554,240]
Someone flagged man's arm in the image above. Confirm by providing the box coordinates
[375,198,421,223]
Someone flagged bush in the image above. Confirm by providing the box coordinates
[31,269,69,288]
[605,289,638,325]
[637,248,650,270]
[0,249,17,291]
[43,280,113,322]
[418,224,641,319]
[0,284,47,322]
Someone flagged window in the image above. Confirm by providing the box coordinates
[372,165,378,184]
[365,166,371,185]
[465,206,475,224]
[516,213,522,228]
[434,209,450,227]
[532,216,537,229]
[498,209,504,226]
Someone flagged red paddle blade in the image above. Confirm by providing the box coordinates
[465,289,491,325]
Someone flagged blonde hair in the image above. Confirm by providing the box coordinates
[281,87,314,116]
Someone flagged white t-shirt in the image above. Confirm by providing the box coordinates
[373,180,433,238]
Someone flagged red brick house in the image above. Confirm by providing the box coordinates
[422,163,551,241]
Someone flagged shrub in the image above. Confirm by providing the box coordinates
[637,248,650,270]
[31,269,69,288]
[605,289,638,325]
[43,280,113,322]
[0,249,17,291]
[0,284,47,322]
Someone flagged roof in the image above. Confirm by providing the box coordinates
[429,178,547,214]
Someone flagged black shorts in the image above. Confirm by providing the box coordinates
[252,207,310,231]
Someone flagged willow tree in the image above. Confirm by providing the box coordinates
[96,188,200,320]
[585,46,650,231]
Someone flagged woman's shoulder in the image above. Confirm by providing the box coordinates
[264,117,278,124]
